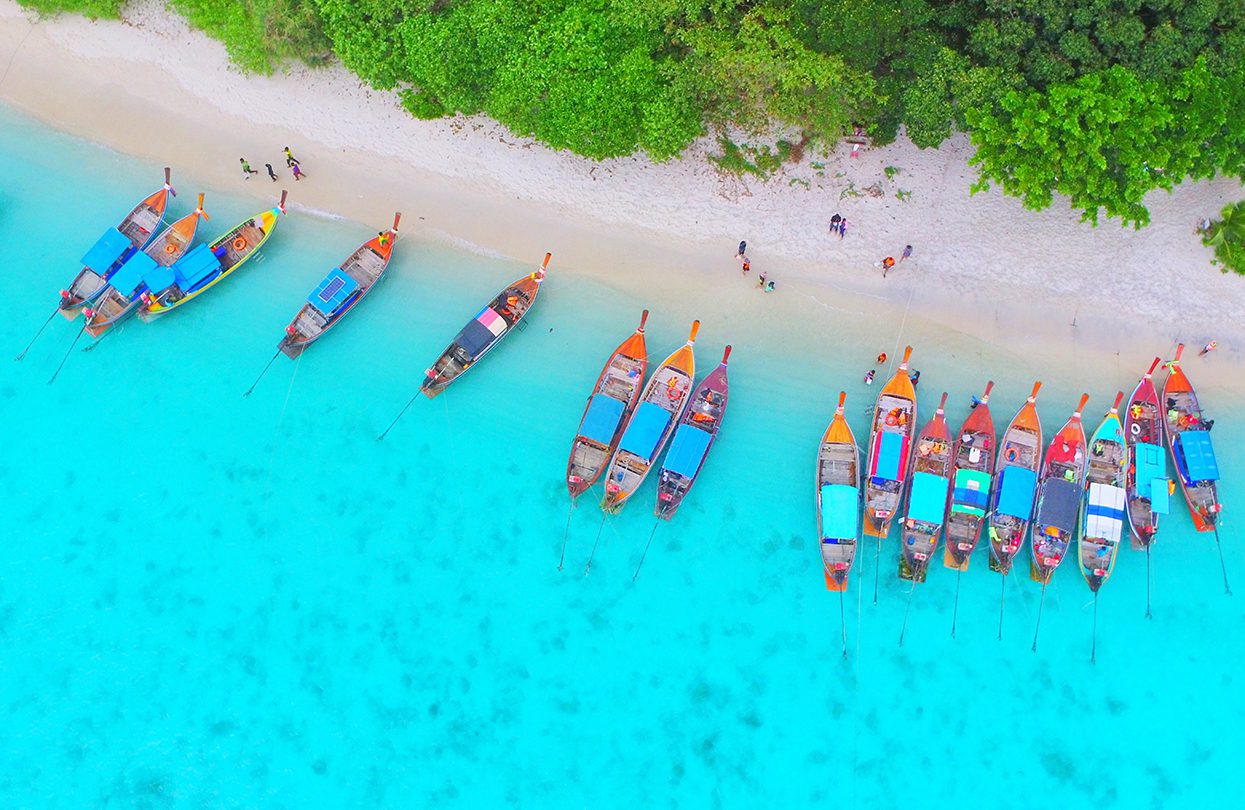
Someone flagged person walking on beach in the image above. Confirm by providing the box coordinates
[900,244,913,262]
[1199,340,1218,357]
[741,257,751,276]
[764,280,775,293]
[882,256,895,277]
[284,147,300,167]
[737,240,747,259]
[757,272,768,290]
[864,369,875,385]
[239,158,258,179]
[265,163,279,182]
[830,214,841,235]
[291,163,305,181]
[838,218,848,240]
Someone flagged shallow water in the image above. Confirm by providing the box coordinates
[1,104,1242,808]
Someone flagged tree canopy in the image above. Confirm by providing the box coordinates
[21,0,1245,226]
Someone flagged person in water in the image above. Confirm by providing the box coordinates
[864,369,876,385]
[909,369,921,385]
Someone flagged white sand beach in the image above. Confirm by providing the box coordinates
[2,0,1243,381]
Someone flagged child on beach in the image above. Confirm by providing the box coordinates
[838,218,848,240]
[284,147,300,167]
[265,163,278,182]
[1199,340,1218,357]
[292,164,304,181]
[239,158,258,179]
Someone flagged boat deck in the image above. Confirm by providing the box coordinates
[120,206,162,247]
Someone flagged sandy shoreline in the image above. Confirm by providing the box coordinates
[2,1,1243,390]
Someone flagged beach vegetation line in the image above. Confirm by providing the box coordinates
[1204,200,1245,275]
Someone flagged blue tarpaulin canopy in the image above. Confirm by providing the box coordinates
[456,319,497,358]
[144,262,176,294]
[1178,431,1219,483]
[996,466,1037,519]
[172,244,221,291]
[579,394,625,445]
[820,484,858,541]
[308,268,359,315]
[874,432,906,481]
[952,468,990,515]
[1135,442,1170,514]
[663,424,712,479]
[619,401,671,460]
[909,471,949,524]
[80,227,132,272]
[107,251,157,297]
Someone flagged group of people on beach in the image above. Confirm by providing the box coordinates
[240,147,304,182]
[863,352,920,386]
[736,241,776,292]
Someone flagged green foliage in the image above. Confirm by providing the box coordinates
[171,0,331,74]
[709,138,796,178]
[16,0,122,17]
[1204,200,1245,274]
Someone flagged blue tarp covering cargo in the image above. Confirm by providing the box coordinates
[107,251,157,297]
[172,244,221,291]
[619,401,671,459]
[80,227,132,272]
[456,319,497,358]
[820,484,858,541]
[996,467,1037,519]
[1135,442,1170,514]
[579,394,625,445]
[144,262,176,294]
[909,472,950,524]
[308,268,359,315]
[1177,431,1219,483]
[663,424,712,479]
[1036,478,1081,533]
[873,432,907,482]
[952,468,990,515]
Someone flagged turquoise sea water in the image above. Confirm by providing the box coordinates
[1,104,1242,808]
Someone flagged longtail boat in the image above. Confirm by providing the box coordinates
[279,214,401,359]
[818,392,862,593]
[84,193,209,338]
[139,191,287,321]
[1163,344,1230,594]
[898,392,952,583]
[987,382,1042,577]
[1079,393,1127,592]
[600,321,699,514]
[1124,358,1170,549]
[944,381,996,572]
[59,167,175,318]
[566,311,650,502]
[420,253,551,399]
[1162,345,1222,532]
[655,345,731,520]
[1030,394,1090,584]
[863,346,917,538]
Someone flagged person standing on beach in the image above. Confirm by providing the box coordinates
[1199,340,1218,357]
[757,272,768,289]
[741,257,751,276]
[839,218,848,240]
[882,256,895,277]
[239,158,258,179]
[265,163,279,182]
[284,147,300,167]
[830,214,841,235]
[765,280,775,292]
[291,163,305,181]
[737,240,747,259]
[900,244,913,262]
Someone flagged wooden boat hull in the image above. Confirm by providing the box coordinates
[818,393,861,592]
[420,253,550,398]
[59,171,175,319]
[988,383,1043,575]
[279,214,400,359]
[864,347,917,538]
[655,346,730,520]
[1124,359,1166,548]
[566,312,649,501]
[601,322,699,513]
[1162,346,1221,533]
[943,382,996,571]
[1030,395,1089,585]
[898,393,952,583]
[85,194,208,339]
[140,194,286,321]
[1079,398,1127,593]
